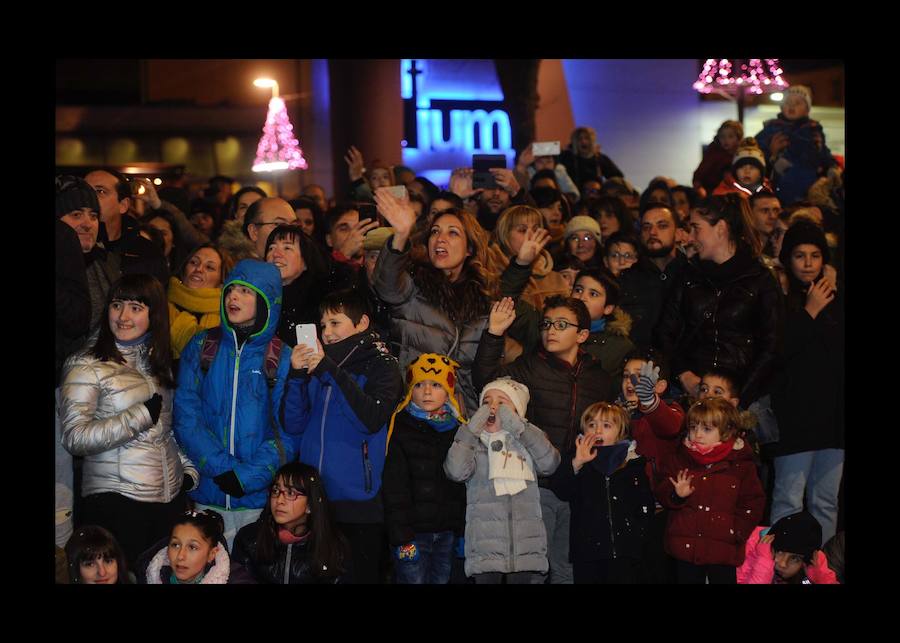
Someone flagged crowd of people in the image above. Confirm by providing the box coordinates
[54,83,844,585]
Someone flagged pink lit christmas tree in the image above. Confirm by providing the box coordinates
[252,96,308,172]
[693,59,789,124]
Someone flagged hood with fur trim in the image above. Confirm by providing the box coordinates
[217,219,258,264]
[145,542,231,584]
[606,307,633,338]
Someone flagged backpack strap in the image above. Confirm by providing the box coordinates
[200,326,224,376]
[263,337,284,389]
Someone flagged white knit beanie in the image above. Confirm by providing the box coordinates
[479,377,530,418]
[783,85,812,110]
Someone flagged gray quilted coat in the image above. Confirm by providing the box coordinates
[372,240,488,416]
[444,405,560,576]
[60,342,198,503]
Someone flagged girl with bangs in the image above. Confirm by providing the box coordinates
[64,525,130,584]
[232,462,350,583]
[550,401,654,584]
[372,191,542,415]
[655,397,764,584]
[60,274,198,570]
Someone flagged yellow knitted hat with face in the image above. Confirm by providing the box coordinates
[386,353,465,453]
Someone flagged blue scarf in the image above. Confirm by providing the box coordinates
[116,331,151,347]
[406,402,459,432]
[590,318,607,333]
[588,440,633,476]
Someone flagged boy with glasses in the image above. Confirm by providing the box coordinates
[473,294,614,584]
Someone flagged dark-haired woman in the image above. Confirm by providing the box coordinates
[654,194,783,408]
[264,225,355,346]
[372,192,544,415]
[60,273,198,569]
[232,462,351,584]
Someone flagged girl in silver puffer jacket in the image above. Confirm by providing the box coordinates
[60,274,197,567]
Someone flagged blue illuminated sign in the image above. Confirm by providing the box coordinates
[401,59,514,186]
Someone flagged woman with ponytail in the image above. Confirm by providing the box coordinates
[653,194,783,408]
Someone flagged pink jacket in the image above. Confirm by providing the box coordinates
[737,526,839,584]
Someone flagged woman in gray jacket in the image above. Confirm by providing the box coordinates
[60,273,198,568]
[444,378,560,583]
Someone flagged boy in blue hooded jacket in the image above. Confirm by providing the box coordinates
[282,288,403,584]
[174,259,295,550]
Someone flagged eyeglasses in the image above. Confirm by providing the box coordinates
[608,251,637,261]
[540,319,580,331]
[269,486,307,500]
[567,234,595,243]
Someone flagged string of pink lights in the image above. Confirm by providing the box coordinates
[252,96,308,173]
[692,59,789,95]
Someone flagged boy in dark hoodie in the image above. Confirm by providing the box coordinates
[282,288,404,584]
[382,353,467,584]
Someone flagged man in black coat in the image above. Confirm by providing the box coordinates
[617,202,688,349]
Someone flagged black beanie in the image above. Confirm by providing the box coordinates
[56,176,100,219]
[778,220,831,266]
[770,511,822,560]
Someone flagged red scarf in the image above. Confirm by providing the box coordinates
[278,527,311,545]
[683,436,736,465]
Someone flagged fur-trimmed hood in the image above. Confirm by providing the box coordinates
[145,542,231,584]
[217,220,258,264]
[606,307,633,338]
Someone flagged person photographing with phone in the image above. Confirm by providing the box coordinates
[449,160,535,232]
[282,288,404,583]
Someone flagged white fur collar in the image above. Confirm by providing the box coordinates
[145,543,231,584]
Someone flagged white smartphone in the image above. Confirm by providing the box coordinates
[295,323,319,352]
[532,141,560,157]
[377,185,408,200]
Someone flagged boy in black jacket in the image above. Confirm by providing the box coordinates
[473,294,614,584]
[282,288,403,584]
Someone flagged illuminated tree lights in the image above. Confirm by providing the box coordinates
[693,59,789,95]
[252,97,308,172]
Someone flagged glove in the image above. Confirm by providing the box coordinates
[805,550,839,584]
[143,393,163,425]
[633,360,660,408]
[465,405,492,436]
[182,474,195,493]
[213,470,245,498]
[394,542,420,562]
[454,536,465,559]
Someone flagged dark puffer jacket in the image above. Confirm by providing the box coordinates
[382,411,467,546]
[618,253,688,350]
[472,331,615,477]
[551,445,655,563]
[581,307,636,393]
[656,439,765,567]
[232,520,345,584]
[653,248,783,407]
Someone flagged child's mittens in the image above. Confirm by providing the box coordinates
[633,361,660,409]
[497,403,527,437]
[394,542,420,562]
[465,405,492,436]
